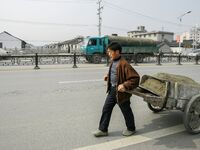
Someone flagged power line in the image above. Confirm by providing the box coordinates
[102,25,128,31]
[104,1,192,28]
[0,1,133,33]
[0,17,130,32]
[27,0,96,4]
[0,18,96,27]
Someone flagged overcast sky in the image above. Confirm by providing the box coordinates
[1,0,200,46]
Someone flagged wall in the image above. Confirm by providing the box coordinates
[0,32,22,49]
[128,32,173,42]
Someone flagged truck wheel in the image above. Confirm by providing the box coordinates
[183,94,200,134]
[136,54,144,63]
[92,54,102,64]
[147,103,164,113]
[86,56,92,63]
[125,56,132,63]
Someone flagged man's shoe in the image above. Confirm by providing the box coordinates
[122,129,136,136]
[93,129,108,137]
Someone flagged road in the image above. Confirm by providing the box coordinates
[0,64,200,150]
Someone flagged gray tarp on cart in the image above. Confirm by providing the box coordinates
[128,73,200,134]
[140,73,200,109]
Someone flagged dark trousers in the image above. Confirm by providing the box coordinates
[99,86,136,132]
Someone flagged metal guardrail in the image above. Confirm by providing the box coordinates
[0,53,199,69]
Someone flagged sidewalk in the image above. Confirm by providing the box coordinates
[0,63,109,71]
[0,62,198,72]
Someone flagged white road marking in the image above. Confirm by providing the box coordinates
[74,124,185,150]
[58,79,103,84]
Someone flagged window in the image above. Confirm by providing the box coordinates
[162,34,164,40]
[88,39,97,46]
[0,43,2,48]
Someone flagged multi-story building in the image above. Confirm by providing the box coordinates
[127,26,174,42]
[180,26,200,48]
[127,26,147,36]
[189,26,200,48]
[180,31,190,42]
[190,26,200,43]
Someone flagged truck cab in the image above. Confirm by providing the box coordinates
[81,37,106,63]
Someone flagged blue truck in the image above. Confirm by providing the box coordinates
[80,35,161,63]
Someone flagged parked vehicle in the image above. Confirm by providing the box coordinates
[0,48,11,60]
[80,35,161,63]
[0,48,9,56]
[187,49,200,57]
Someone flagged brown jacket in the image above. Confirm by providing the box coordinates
[107,57,140,104]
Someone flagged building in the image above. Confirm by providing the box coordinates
[190,26,200,46]
[127,26,174,42]
[127,26,147,36]
[58,36,84,53]
[178,26,200,50]
[158,42,172,53]
[179,32,190,42]
[41,36,84,54]
[180,26,200,49]
[0,31,27,50]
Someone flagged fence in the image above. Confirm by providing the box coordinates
[0,53,199,69]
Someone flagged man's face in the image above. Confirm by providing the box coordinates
[107,48,120,60]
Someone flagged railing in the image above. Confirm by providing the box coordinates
[0,53,199,69]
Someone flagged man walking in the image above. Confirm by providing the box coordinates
[93,42,140,137]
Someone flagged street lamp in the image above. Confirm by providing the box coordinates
[178,11,192,22]
[177,11,192,53]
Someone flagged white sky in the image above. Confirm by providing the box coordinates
[1,0,200,46]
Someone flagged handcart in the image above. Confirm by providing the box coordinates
[127,73,200,134]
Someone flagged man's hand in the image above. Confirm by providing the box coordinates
[118,84,126,92]
[104,75,108,81]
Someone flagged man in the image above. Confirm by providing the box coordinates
[93,42,140,137]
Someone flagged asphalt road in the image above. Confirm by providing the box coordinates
[0,64,200,150]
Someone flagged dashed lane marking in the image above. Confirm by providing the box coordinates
[58,79,103,84]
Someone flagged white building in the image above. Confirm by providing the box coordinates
[180,26,200,47]
[180,31,190,42]
[127,26,147,35]
[128,26,174,42]
[190,26,200,44]
[0,31,27,50]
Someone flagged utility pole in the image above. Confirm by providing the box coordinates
[97,0,103,37]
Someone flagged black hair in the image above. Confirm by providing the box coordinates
[107,41,122,53]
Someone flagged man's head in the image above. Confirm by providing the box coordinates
[107,42,122,60]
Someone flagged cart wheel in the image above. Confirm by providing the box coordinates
[183,94,200,134]
[147,103,164,113]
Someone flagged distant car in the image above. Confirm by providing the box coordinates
[0,48,10,56]
[187,49,200,57]
[0,48,11,61]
